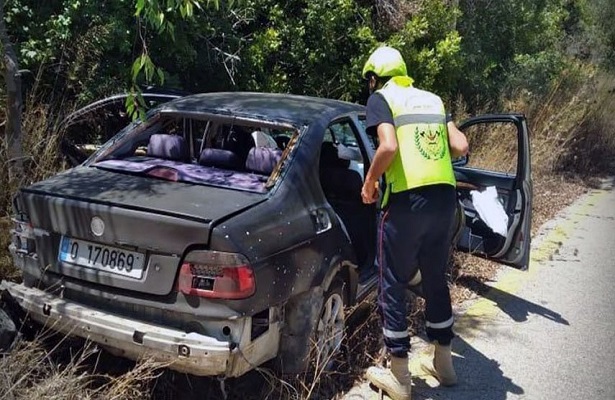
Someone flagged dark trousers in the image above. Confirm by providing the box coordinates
[378,184,457,357]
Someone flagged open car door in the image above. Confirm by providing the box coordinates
[454,114,532,269]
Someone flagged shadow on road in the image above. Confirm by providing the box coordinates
[456,275,570,325]
[411,336,524,400]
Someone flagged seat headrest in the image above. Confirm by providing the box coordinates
[320,142,350,168]
[147,134,190,162]
[220,127,256,160]
[245,147,282,175]
[199,148,243,170]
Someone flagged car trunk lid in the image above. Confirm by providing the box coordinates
[23,166,266,224]
[15,166,266,295]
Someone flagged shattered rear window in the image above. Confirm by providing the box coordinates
[89,112,299,193]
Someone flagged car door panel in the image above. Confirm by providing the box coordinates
[455,168,516,192]
[454,114,532,269]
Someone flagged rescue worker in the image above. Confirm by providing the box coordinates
[360,46,469,400]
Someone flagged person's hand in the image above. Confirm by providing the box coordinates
[361,179,379,204]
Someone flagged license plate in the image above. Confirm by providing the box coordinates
[59,237,145,279]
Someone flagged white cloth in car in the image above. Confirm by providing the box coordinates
[336,143,363,161]
[470,186,508,237]
[251,130,279,148]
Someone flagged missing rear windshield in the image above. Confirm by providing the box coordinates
[90,112,298,193]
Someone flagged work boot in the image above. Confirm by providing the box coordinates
[422,343,458,386]
[409,269,422,286]
[366,356,412,400]
[407,270,424,297]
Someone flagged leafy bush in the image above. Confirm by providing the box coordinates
[587,0,615,69]
[505,50,566,100]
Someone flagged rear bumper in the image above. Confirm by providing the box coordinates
[0,281,280,377]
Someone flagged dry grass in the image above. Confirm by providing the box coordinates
[517,66,615,177]
[0,218,15,283]
[0,93,69,217]
[0,93,69,282]
[0,330,167,400]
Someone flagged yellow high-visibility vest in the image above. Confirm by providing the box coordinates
[376,76,456,206]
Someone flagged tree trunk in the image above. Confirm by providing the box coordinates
[0,0,24,189]
[450,0,459,30]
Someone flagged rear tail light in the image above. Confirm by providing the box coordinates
[178,251,255,299]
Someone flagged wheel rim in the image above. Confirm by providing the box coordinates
[315,292,345,366]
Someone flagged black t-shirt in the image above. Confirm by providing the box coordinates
[365,93,393,138]
[365,92,453,138]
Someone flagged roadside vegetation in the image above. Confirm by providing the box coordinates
[1,0,615,399]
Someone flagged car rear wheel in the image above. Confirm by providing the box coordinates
[312,280,345,370]
[273,276,348,374]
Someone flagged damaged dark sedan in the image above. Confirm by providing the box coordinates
[2,92,533,378]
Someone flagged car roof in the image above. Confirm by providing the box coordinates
[158,92,365,125]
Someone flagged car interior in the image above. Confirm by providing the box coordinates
[318,121,377,280]
[451,117,529,267]
[93,115,296,192]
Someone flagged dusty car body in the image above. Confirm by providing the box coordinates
[1,92,533,377]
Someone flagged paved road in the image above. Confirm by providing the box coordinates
[345,178,615,400]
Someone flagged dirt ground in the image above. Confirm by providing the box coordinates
[449,173,590,305]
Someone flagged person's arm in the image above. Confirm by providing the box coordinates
[361,123,397,204]
[447,121,469,159]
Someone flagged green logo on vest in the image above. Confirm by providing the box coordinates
[414,125,446,160]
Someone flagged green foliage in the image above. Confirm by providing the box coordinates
[386,0,463,98]
[5,0,136,105]
[237,0,377,101]
[128,0,238,118]
[586,0,615,69]
[457,0,570,108]
[131,0,232,88]
[2,0,613,114]
[135,0,222,37]
[506,50,566,98]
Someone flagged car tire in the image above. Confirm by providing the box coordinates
[311,279,346,372]
[0,308,16,351]
[273,276,347,375]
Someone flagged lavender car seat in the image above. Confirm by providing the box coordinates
[199,148,243,170]
[147,134,190,162]
[245,147,283,175]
